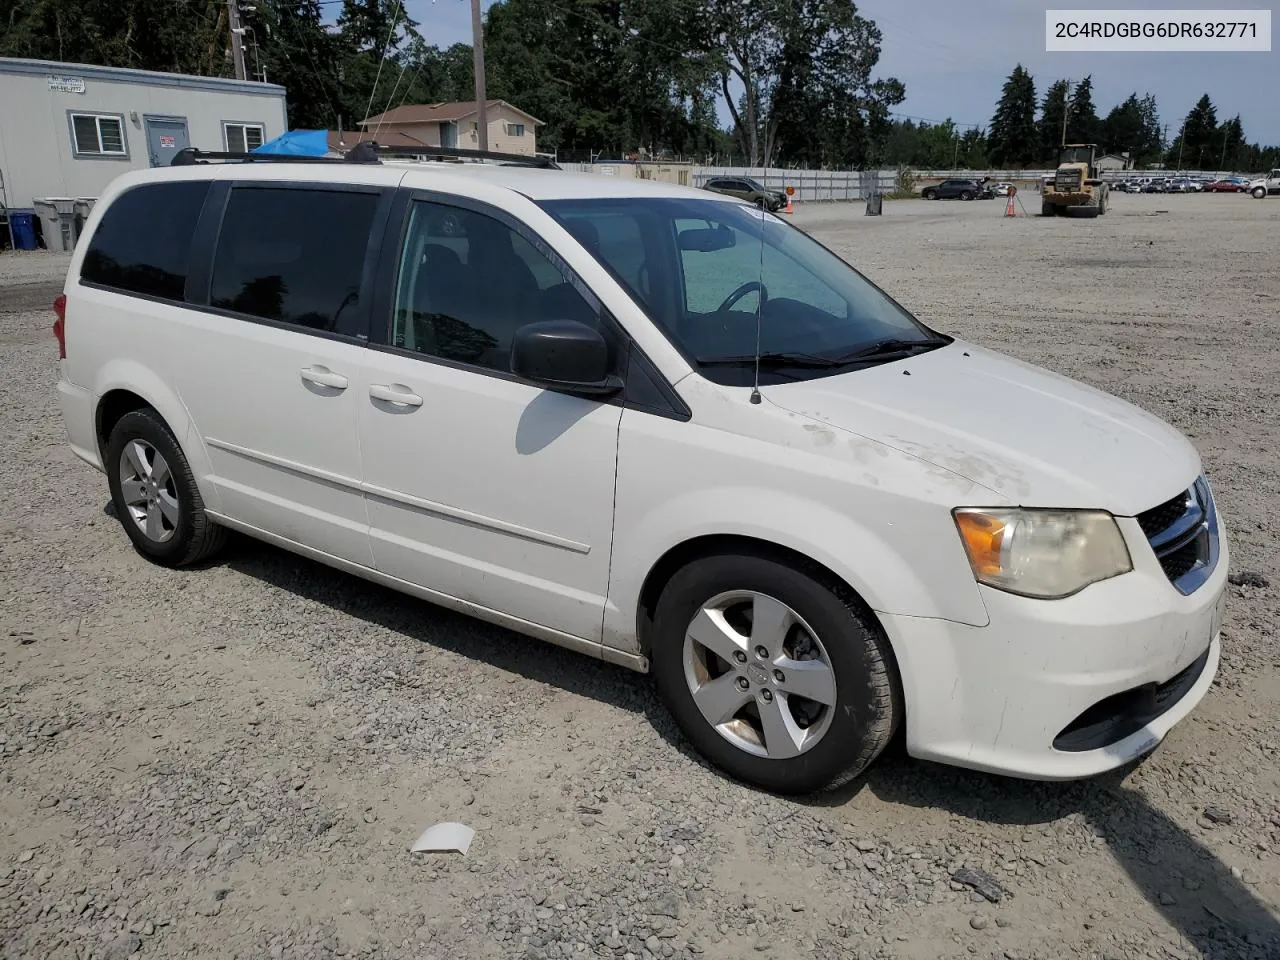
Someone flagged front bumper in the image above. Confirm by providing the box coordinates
[881,511,1228,780]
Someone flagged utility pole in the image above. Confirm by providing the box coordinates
[1219,125,1229,171]
[1176,120,1185,171]
[1060,80,1073,147]
[470,0,488,151]
[226,0,248,81]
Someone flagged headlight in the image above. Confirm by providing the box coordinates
[952,508,1132,599]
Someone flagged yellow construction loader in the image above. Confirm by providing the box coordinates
[1040,144,1110,217]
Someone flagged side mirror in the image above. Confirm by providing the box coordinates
[511,320,621,395]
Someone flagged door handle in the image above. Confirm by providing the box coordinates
[300,365,349,389]
[369,383,423,407]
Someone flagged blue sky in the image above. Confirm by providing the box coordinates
[398,0,1279,144]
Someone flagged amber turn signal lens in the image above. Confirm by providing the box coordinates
[954,511,1009,578]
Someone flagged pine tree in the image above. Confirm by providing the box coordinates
[1166,94,1218,168]
[988,64,1037,167]
[1217,115,1246,170]
[1136,94,1163,166]
[1066,75,1100,146]
[1037,79,1069,163]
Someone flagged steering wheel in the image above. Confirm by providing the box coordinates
[717,281,769,314]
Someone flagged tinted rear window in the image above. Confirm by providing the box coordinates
[80,180,210,300]
[210,186,379,333]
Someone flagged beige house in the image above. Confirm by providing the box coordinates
[359,100,542,156]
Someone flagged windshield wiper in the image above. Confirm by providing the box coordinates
[695,351,843,368]
[830,337,948,364]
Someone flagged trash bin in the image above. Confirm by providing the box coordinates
[10,212,38,250]
[33,197,79,251]
[865,193,883,216]
[73,198,97,243]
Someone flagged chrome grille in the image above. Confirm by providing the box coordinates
[1135,476,1219,595]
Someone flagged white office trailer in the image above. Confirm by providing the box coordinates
[0,57,286,250]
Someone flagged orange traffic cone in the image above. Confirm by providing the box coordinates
[784,190,794,215]
[1004,194,1016,217]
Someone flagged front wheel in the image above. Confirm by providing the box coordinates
[922,189,936,200]
[106,409,227,567]
[650,552,901,794]
[1253,186,1267,199]
[959,191,974,201]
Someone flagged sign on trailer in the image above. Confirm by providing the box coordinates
[47,75,86,93]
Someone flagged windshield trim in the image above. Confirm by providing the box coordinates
[536,196,948,385]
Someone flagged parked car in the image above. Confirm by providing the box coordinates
[1204,177,1250,193]
[53,150,1229,795]
[1165,179,1189,194]
[1142,180,1166,193]
[702,176,787,211]
[992,182,1016,196]
[921,178,984,200]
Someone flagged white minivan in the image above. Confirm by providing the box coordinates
[54,147,1228,794]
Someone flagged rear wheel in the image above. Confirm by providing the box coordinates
[650,552,901,794]
[106,409,226,567]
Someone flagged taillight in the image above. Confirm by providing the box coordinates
[53,294,67,359]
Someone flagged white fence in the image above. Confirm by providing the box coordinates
[692,167,898,201]
[553,162,1260,201]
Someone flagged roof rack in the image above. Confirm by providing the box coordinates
[169,143,560,170]
[170,147,342,166]
[344,142,561,169]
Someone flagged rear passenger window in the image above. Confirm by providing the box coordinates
[81,181,210,300]
[210,186,378,333]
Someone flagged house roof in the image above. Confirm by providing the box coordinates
[360,100,543,128]
[326,130,434,154]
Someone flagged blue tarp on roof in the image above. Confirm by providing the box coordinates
[252,129,330,156]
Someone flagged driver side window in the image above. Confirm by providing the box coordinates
[391,201,605,374]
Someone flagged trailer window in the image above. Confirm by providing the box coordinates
[70,113,127,157]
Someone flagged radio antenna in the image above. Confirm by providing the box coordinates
[749,153,767,405]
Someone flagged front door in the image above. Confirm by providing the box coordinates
[144,118,190,167]
[356,195,622,640]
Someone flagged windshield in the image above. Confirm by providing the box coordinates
[1059,147,1093,164]
[538,197,945,385]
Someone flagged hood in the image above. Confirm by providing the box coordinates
[764,341,1201,516]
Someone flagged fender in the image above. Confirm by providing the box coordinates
[603,484,991,655]
[92,359,223,515]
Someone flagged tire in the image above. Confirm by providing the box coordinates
[959,191,974,201]
[1253,187,1266,199]
[106,408,226,567]
[1041,200,1055,217]
[650,551,901,795]
[1098,190,1108,216]
[922,189,936,200]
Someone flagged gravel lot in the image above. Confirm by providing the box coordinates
[2,192,1278,960]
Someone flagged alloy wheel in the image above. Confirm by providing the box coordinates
[118,438,179,543]
[682,590,837,760]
